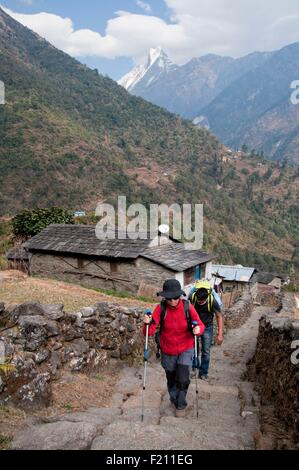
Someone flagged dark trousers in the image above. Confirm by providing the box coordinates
[161,348,194,410]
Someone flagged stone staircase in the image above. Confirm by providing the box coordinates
[12,307,268,450]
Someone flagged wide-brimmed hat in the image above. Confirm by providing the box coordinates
[157,279,185,299]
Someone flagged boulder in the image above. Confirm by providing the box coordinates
[80,307,95,318]
[43,304,64,321]
[18,315,59,351]
[12,421,99,450]
[15,373,52,410]
[10,302,46,323]
[68,338,90,356]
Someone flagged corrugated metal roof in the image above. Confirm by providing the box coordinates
[211,265,255,282]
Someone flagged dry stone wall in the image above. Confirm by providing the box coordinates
[247,313,299,449]
[0,301,145,410]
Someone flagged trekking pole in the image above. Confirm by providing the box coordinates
[141,308,152,422]
[192,321,199,419]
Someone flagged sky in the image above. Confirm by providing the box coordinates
[2,0,299,80]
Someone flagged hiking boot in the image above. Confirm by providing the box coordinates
[170,398,178,408]
[199,374,208,381]
[175,408,186,418]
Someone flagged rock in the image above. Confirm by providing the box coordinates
[15,373,52,410]
[120,343,132,358]
[80,307,95,318]
[127,321,136,333]
[68,338,90,356]
[12,421,99,450]
[58,407,121,427]
[83,317,98,326]
[119,326,126,334]
[34,349,50,364]
[0,302,5,315]
[18,316,59,351]
[10,302,46,323]
[110,350,120,359]
[11,357,37,381]
[43,304,64,321]
[49,351,62,376]
[69,357,85,371]
[64,326,83,342]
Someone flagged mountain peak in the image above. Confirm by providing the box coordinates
[118,46,175,91]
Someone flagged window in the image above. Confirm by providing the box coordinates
[110,262,118,273]
[184,267,195,286]
[77,258,84,269]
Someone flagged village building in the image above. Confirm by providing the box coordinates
[211,264,256,292]
[21,224,217,298]
[6,246,29,273]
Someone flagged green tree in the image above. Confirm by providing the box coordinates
[12,207,74,238]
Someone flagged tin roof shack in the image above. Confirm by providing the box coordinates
[211,265,256,290]
[23,225,216,298]
[211,264,256,308]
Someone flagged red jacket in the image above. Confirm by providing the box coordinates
[143,299,205,356]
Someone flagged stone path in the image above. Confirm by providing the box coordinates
[12,306,270,450]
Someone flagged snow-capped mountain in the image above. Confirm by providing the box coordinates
[118,47,178,92]
[119,50,271,119]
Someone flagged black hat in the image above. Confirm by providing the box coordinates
[157,279,185,299]
[196,287,209,301]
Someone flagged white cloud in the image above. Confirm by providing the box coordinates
[3,1,299,65]
[136,1,152,14]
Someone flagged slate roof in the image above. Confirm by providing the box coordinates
[142,244,216,272]
[253,271,285,285]
[23,224,216,272]
[6,247,29,261]
[23,224,152,259]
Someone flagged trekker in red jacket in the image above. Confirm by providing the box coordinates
[143,279,205,418]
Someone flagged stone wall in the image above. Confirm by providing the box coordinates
[246,314,299,449]
[29,253,175,297]
[222,289,253,330]
[0,301,145,410]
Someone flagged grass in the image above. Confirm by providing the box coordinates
[79,284,155,304]
[0,434,13,450]
[0,272,155,313]
[61,402,74,411]
[283,284,299,293]
[95,373,105,381]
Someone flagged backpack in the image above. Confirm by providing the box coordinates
[155,299,192,359]
[190,280,223,312]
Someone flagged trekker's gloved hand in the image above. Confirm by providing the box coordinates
[143,314,152,324]
[193,325,200,335]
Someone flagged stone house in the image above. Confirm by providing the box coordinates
[23,224,216,297]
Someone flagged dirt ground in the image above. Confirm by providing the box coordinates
[0,364,121,449]
[0,270,155,312]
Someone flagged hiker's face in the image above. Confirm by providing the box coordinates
[166,298,180,307]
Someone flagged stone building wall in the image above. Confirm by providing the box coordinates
[29,253,175,296]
